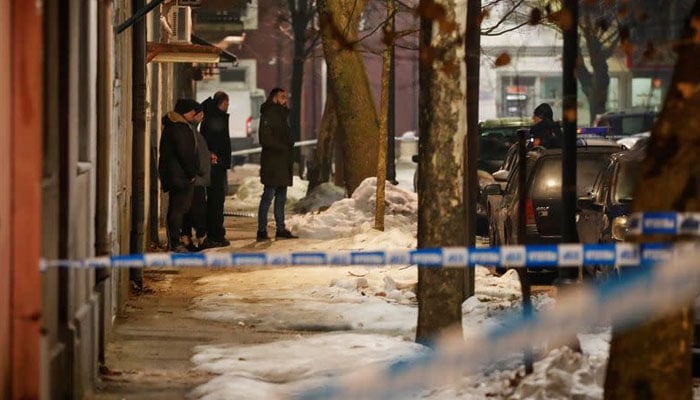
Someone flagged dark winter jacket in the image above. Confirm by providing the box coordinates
[259,101,294,187]
[201,97,232,169]
[192,126,211,187]
[158,112,198,192]
[529,119,563,148]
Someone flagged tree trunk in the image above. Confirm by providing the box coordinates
[307,84,338,193]
[375,0,394,231]
[289,2,309,173]
[604,2,700,398]
[333,120,346,188]
[415,0,468,345]
[577,18,610,123]
[319,0,379,195]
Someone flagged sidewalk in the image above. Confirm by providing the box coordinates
[88,216,301,400]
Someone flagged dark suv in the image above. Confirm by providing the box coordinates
[576,142,647,279]
[485,138,623,282]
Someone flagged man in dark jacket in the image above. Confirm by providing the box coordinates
[158,98,201,252]
[200,91,231,247]
[529,103,562,148]
[256,88,297,241]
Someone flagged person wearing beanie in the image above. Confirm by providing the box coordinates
[157,98,202,252]
[181,108,212,251]
[530,102,562,148]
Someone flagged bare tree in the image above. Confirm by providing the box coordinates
[318,0,380,195]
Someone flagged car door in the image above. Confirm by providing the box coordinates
[577,163,612,244]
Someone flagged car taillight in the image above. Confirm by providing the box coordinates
[525,198,536,226]
[246,116,252,137]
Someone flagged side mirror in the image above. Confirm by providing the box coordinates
[411,154,419,163]
[484,183,502,197]
[492,170,509,182]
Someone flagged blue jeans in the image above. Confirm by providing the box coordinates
[257,186,287,233]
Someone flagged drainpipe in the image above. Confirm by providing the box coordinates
[96,0,114,366]
[130,0,147,288]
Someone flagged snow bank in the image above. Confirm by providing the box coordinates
[287,177,417,241]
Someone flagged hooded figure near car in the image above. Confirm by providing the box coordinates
[530,103,563,148]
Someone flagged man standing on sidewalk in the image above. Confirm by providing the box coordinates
[256,88,297,242]
[158,99,201,252]
[200,91,231,247]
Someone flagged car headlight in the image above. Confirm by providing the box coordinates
[476,202,485,215]
[612,216,628,241]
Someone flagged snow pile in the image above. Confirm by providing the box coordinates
[293,182,346,213]
[287,177,417,241]
[190,333,431,400]
[225,175,309,211]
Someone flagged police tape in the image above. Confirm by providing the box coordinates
[39,242,676,271]
[629,212,700,236]
[296,243,700,400]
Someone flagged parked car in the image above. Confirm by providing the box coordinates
[576,142,647,280]
[592,108,656,139]
[478,118,530,173]
[484,138,624,283]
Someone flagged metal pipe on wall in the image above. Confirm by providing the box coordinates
[130,0,147,287]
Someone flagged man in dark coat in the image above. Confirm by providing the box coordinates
[529,103,563,148]
[200,91,232,247]
[158,98,201,252]
[256,88,297,241]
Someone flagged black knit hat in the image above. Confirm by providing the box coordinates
[533,103,554,120]
[174,98,202,115]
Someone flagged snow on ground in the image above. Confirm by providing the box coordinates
[191,176,700,400]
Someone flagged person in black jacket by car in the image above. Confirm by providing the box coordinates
[158,99,201,252]
[256,88,297,242]
[529,103,563,148]
[200,91,232,248]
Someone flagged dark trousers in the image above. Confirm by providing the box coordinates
[167,184,194,250]
[257,185,287,233]
[182,186,207,239]
[206,167,227,241]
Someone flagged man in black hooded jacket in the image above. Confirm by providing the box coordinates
[200,91,231,247]
[529,103,562,148]
[158,98,201,252]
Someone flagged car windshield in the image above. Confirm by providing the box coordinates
[480,135,512,161]
[613,160,641,204]
[529,154,612,199]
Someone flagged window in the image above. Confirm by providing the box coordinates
[613,160,641,204]
[220,68,247,83]
[530,154,613,199]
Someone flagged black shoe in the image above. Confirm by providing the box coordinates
[202,238,228,249]
[275,229,298,239]
[256,231,270,242]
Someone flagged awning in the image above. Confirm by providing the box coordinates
[146,39,237,64]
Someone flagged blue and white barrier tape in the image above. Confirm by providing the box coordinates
[39,243,675,271]
[297,243,700,400]
[629,212,700,236]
